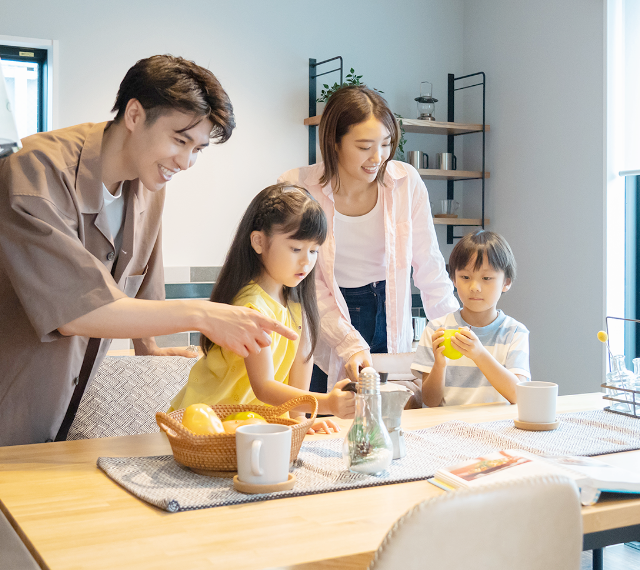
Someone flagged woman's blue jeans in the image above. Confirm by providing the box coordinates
[310,281,388,393]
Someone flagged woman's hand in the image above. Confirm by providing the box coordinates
[327,378,356,419]
[345,349,372,382]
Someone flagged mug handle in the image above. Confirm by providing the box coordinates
[422,154,429,169]
[453,155,457,170]
[251,439,263,476]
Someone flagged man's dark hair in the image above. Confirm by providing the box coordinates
[111,55,235,143]
[448,230,517,282]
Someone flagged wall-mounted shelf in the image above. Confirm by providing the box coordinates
[304,116,490,136]
[433,218,490,226]
[418,169,490,181]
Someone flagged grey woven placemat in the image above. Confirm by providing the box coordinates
[97,409,640,512]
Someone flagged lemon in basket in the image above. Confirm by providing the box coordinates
[182,403,225,435]
[223,411,265,422]
[222,411,267,434]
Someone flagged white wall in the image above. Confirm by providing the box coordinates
[461,0,606,395]
[1,0,609,394]
[0,0,464,266]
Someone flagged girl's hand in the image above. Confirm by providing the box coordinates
[431,327,447,368]
[345,350,372,382]
[451,326,487,362]
[306,418,341,435]
[327,378,356,419]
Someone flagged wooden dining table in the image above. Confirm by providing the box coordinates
[1,392,639,570]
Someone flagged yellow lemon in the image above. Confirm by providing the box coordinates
[223,411,265,422]
[442,329,463,360]
[597,331,608,343]
[222,418,267,434]
[182,403,225,435]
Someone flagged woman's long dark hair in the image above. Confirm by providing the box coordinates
[201,183,327,360]
[319,85,399,191]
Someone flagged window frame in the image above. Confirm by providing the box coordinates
[0,44,48,134]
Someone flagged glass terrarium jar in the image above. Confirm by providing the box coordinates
[415,81,437,121]
[343,368,393,475]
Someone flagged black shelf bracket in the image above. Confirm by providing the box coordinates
[446,71,486,244]
[308,56,343,164]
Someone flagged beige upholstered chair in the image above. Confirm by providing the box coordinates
[369,475,582,570]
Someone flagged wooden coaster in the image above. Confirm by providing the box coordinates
[233,473,296,494]
[513,419,560,431]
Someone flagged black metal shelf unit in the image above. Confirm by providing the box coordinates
[307,56,343,164]
[445,72,486,244]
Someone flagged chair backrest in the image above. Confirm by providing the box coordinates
[67,356,197,440]
[369,475,582,570]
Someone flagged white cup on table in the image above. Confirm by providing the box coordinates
[516,381,558,424]
[235,424,292,485]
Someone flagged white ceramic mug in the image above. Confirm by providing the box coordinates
[516,381,558,423]
[235,423,292,485]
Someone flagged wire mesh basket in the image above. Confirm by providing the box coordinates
[601,316,640,419]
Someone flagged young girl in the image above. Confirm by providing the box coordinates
[170,183,355,431]
[279,85,458,394]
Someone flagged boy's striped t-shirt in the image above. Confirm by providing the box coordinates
[411,310,531,406]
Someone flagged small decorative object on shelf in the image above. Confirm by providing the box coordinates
[343,367,393,475]
[598,318,640,418]
[415,81,437,121]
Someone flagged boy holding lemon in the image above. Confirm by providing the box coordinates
[411,231,530,407]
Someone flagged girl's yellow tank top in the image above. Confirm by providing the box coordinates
[169,282,302,411]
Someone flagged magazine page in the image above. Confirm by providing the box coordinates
[435,450,573,488]
[543,456,640,493]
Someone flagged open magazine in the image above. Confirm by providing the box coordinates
[429,450,640,505]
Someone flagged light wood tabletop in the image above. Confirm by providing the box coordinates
[1,393,639,570]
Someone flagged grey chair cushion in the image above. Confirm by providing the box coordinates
[67,356,197,440]
[0,510,40,570]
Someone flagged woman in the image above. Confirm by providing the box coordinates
[279,85,458,392]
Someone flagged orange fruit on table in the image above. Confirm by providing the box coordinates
[182,403,225,435]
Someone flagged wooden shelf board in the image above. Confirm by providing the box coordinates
[418,169,490,180]
[303,115,490,135]
[433,218,490,226]
[401,118,489,135]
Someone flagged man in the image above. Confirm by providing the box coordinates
[0,55,296,446]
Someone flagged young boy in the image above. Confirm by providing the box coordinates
[412,230,530,407]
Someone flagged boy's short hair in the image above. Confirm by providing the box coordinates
[111,55,235,143]
[448,230,516,282]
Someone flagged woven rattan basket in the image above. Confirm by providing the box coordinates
[156,395,318,474]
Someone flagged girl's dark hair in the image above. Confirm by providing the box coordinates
[201,183,328,360]
[111,55,235,143]
[448,230,517,282]
[319,85,399,191]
